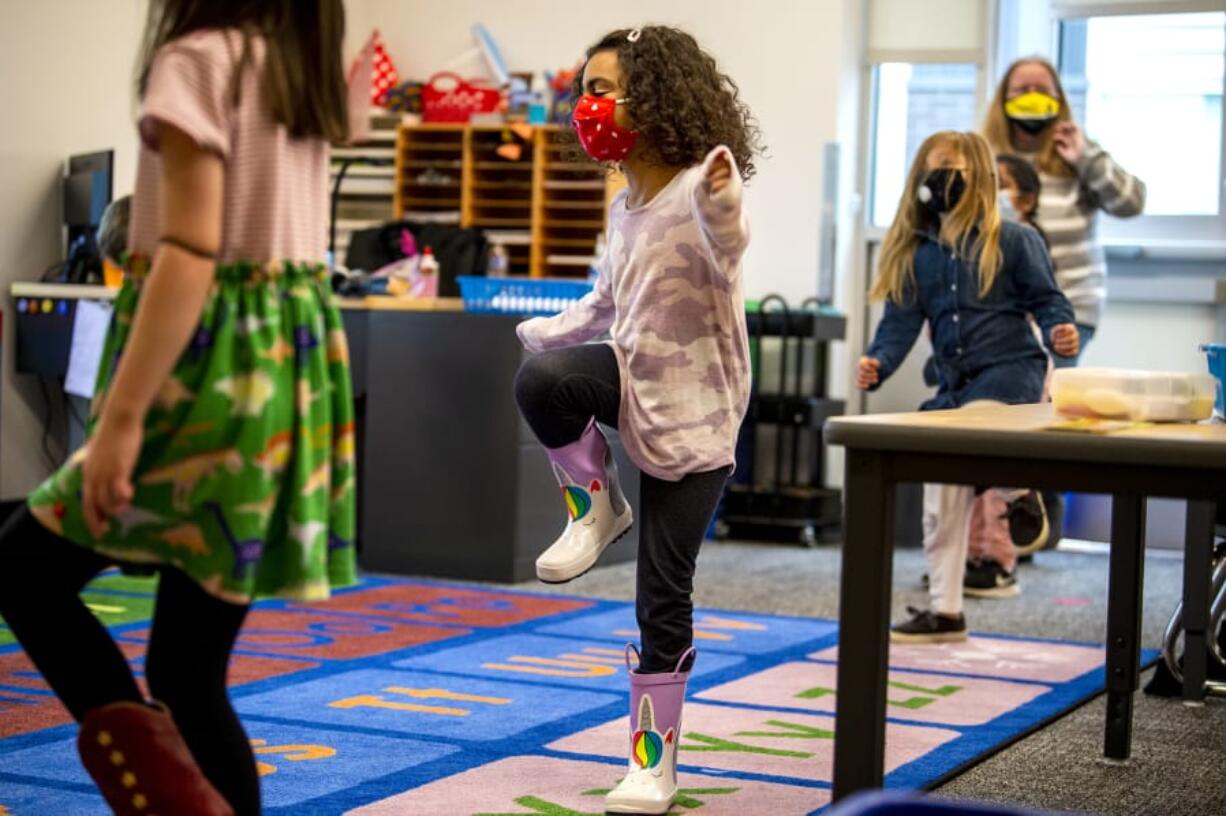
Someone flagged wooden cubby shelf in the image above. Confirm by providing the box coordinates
[395,123,621,277]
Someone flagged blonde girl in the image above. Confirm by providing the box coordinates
[857,131,1078,642]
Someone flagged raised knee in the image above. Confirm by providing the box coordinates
[514,354,564,415]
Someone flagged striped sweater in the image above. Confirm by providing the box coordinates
[1022,142,1145,327]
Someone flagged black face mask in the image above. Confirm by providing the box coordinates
[1008,115,1055,135]
[917,168,966,215]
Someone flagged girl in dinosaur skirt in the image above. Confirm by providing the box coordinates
[0,2,357,813]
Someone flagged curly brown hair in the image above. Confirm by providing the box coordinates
[570,26,762,181]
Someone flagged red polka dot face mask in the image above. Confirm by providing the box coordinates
[572,95,638,162]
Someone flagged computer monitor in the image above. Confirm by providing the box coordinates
[61,149,113,283]
[63,150,113,230]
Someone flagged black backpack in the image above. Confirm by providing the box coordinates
[345,220,489,297]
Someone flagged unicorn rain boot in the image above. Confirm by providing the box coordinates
[535,417,633,583]
[605,647,695,815]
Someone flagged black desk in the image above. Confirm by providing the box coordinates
[343,305,640,582]
[824,403,1226,802]
[9,286,640,582]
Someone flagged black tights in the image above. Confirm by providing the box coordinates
[0,507,260,815]
[515,344,730,674]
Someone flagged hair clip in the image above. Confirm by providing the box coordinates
[627,29,642,43]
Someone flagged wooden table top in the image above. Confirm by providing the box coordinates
[826,402,1226,470]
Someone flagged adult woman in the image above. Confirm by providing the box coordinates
[983,57,1146,365]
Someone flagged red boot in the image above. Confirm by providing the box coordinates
[77,701,235,816]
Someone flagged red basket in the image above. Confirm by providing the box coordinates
[421,72,502,123]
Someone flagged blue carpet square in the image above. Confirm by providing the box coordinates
[536,607,838,655]
[392,633,744,690]
[235,668,618,741]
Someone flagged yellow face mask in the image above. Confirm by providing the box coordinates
[1004,91,1060,133]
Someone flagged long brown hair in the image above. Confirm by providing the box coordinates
[138,0,348,143]
[872,131,1002,305]
[982,57,1076,178]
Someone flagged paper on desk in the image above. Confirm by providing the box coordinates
[1044,417,1153,434]
[65,300,113,398]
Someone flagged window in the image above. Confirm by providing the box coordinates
[1059,12,1225,229]
[869,63,979,227]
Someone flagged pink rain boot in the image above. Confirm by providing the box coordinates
[536,417,633,583]
[605,646,695,815]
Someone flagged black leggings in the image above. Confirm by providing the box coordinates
[515,344,730,674]
[0,507,260,815]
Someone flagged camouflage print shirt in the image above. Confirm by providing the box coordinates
[518,146,751,481]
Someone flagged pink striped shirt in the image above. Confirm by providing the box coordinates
[129,29,329,264]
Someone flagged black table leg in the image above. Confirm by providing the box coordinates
[832,449,895,801]
[1104,493,1146,760]
[1182,500,1215,703]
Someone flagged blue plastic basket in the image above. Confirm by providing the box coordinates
[1203,343,1226,418]
[457,275,594,317]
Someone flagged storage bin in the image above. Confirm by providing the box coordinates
[457,275,593,317]
[1202,343,1225,418]
[1050,367,1215,422]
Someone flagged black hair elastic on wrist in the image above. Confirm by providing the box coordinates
[159,236,218,260]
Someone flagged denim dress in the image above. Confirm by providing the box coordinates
[867,220,1074,411]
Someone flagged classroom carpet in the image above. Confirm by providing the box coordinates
[0,572,1151,815]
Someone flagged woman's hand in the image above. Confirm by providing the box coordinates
[856,357,881,390]
[81,411,143,539]
[705,151,733,196]
[1050,323,1081,358]
[1052,121,1087,165]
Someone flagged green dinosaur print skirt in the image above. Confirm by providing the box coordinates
[27,259,358,603]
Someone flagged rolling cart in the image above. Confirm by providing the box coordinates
[716,295,846,546]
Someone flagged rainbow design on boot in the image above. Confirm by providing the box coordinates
[562,485,593,521]
[631,728,666,769]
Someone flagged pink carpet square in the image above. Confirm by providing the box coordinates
[809,636,1104,683]
[548,703,958,783]
[696,662,1050,726]
[345,755,831,815]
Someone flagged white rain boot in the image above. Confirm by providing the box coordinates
[605,646,694,815]
[535,417,633,583]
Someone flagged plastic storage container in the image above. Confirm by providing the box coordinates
[457,275,594,317]
[1051,367,1216,422]
[1202,343,1225,419]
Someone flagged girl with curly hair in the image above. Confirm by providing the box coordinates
[512,25,761,814]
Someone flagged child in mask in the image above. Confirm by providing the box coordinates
[960,152,1059,594]
[997,153,1048,248]
[857,131,1079,643]
[513,26,760,815]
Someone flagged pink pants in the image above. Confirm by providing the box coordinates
[968,490,1016,571]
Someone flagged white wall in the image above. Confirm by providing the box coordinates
[363,0,865,306]
[0,0,146,499]
[1083,302,1219,371]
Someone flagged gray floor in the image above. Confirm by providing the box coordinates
[504,542,1226,816]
